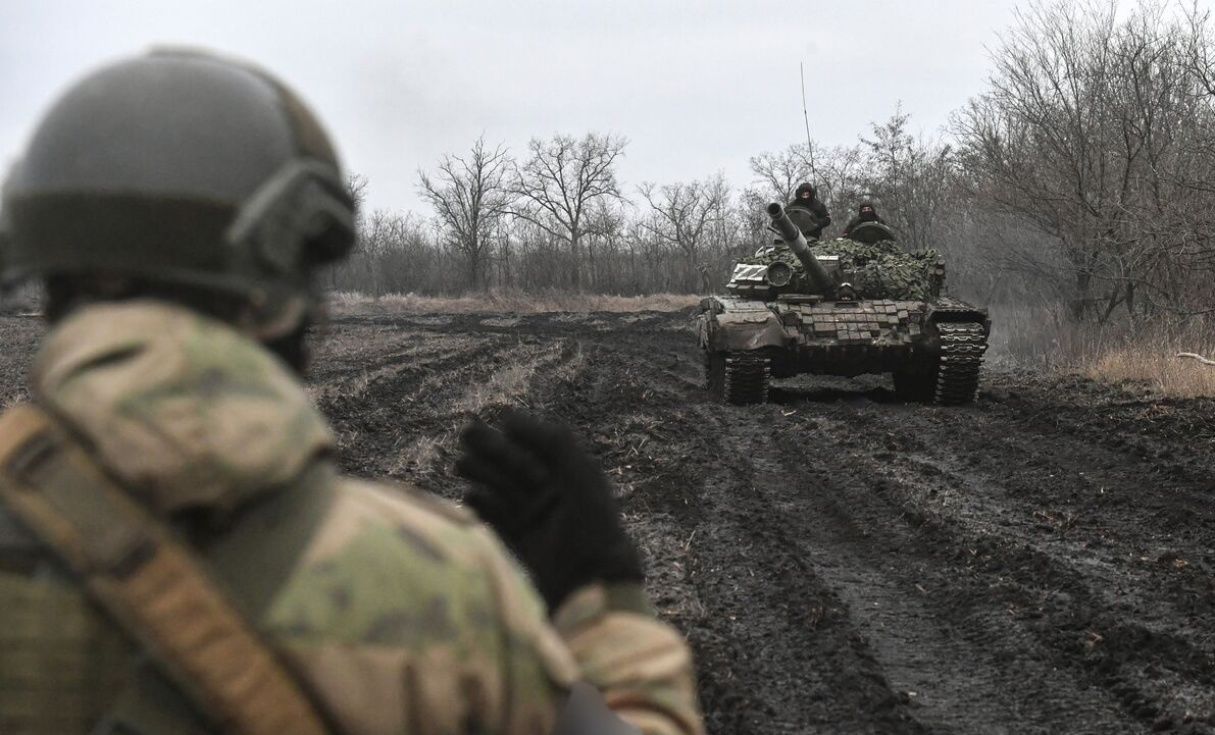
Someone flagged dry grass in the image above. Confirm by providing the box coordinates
[382,344,589,477]
[327,289,699,315]
[990,303,1215,397]
[1083,346,1215,398]
[449,342,585,414]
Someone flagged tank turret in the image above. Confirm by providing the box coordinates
[767,202,835,294]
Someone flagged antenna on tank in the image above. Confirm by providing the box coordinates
[800,61,815,175]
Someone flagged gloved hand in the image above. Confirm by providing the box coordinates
[455,411,643,612]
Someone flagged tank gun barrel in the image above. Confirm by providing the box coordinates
[767,202,835,293]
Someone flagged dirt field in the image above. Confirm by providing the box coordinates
[1,309,1212,734]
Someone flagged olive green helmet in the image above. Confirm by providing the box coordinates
[0,49,355,335]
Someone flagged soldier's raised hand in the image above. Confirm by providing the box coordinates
[456,411,643,612]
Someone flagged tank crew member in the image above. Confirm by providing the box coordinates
[842,200,886,238]
[0,49,703,735]
[787,182,831,238]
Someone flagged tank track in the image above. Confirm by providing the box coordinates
[933,322,988,405]
[704,351,771,405]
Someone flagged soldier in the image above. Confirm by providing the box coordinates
[787,182,831,238]
[0,50,702,735]
[842,200,885,238]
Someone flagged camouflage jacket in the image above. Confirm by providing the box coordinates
[787,197,831,235]
[0,300,703,735]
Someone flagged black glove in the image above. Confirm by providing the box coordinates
[455,411,643,612]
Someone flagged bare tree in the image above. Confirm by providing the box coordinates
[512,133,628,289]
[345,173,370,216]
[639,174,730,291]
[860,108,957,252]
[330,20,1215,313]
[749,144,813,203]
[343,210,433,295]
[583,200,628,292]
[418,136,514,290]
[956,0,1215,320]
[324,173,373,290]
[749,143,863,234]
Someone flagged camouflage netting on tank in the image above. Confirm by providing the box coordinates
[740,239,941,300]
[817,239,942,300]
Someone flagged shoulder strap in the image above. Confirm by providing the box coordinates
[0,403,330,735]
[0,501,39,573]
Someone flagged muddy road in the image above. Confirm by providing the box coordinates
[1,310,1212,733]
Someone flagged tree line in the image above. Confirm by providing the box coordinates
[329,0,1215,325]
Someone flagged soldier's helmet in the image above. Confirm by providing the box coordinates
[795,182,815,198]
[0,49,355,336]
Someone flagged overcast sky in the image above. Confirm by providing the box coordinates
[1,0,1023,213]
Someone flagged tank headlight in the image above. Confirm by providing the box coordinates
[766,262,793,287]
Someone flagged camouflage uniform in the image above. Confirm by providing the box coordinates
[787,198,831,239]
[0,49,703,735]
[0,299,702,734]
[842,202,885,238]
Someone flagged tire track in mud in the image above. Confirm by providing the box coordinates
[305,312,1215,734]
[790,398,1215,731]
[765,405,1143,733]
[504,314,1214,733]
[514,325,932,733]
[669,409,931,734]
[0,312,1210,732]
[312,321,590,497]
[313,333,504,475]
[583,385,1107,732]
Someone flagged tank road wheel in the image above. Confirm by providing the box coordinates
[704,351,771,405]
[723,352,771,405]
[933,322,988,405]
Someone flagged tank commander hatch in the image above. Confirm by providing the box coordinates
[787,181,831,239]
[842,200,886,238]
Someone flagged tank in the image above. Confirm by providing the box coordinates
[697,203,990,405]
